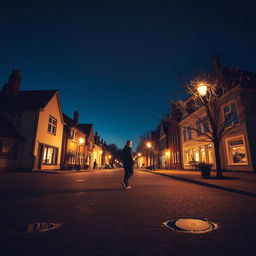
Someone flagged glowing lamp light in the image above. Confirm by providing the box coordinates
[78,138,85,144]
[197,82,208,96]
[165,151,171,157]
[146,142,152,149]
[109,155,112,159]
[138,153,142,157]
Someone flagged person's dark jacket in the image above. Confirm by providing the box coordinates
[121,145,134,168]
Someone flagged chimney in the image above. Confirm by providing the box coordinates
[1,69,21,96]
[73,111,79,125]
[211,55,223,79]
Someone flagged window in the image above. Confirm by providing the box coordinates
[10,112,22,129]
[70,129,76,141]
[48,116,57,135]
[227,137,247,165]
[224,102,239,128]
[183,128,187,142]
[187,126,192,139]
[42,145,58,164]
[196,120,202,136]
[0,140,18,158]
[202,116,209,133]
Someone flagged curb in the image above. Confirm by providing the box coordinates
[141,170,256,198]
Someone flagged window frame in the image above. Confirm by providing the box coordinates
[225,135,248,166]
[47,116,57,135]
[223,100,239,128]
[42,145,58,165]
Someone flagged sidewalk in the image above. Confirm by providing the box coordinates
[143,169,256,197]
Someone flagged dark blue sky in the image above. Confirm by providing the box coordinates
[1,0,256,148]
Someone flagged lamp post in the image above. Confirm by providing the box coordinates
[77,137,85,170]
[193,80,223,178]
[146,142,152,169]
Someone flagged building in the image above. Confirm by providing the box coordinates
[180,56,256,172]
[79,124,95,168]
[0,70,64,171]
[0,113,24,170]
[157,120,169,169]
[61,111,87,169]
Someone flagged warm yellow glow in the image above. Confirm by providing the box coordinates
[138,153,142,157]
[109,155,112,159]
[165,151,170,157]
[78,138,85,144]
[197,82,208,96]
[100,150,103,154]
[146,142,152,149]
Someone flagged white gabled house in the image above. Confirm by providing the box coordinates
[0,70,64,171]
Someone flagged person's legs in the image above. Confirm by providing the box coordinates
[123,166,133,186]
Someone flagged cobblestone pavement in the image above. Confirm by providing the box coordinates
[0,169,256,256]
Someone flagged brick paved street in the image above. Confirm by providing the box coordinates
[1,169,256,256]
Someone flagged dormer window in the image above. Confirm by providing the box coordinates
[70,129,76,141]
[48,116,57,135]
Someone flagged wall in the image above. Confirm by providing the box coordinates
[34,93,63,170]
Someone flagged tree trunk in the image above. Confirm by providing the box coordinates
[214,140,223,178]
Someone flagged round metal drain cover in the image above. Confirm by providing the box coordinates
[163,218,217,233]
[13,222,62,233]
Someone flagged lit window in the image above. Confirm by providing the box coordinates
[48,116,57,135]
[227,137,247,165]
[0,140,19,158]
[42,145,58,165]
[70,129,76,140]
[224,102,239,128]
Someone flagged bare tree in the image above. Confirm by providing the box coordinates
[175,77,245,178]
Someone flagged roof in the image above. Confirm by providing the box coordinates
[0,90,57,111]
[79,124,93,136]
[221,66,256,89]
[63,113,85,133]
[0,113,24,141]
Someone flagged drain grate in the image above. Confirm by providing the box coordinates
[13,222,62,233]
[163,218,217,233]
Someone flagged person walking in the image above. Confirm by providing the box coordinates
[121,140,134,190]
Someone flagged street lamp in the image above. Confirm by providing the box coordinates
[77,137,85,170]
[146,142,152,169]
[196,82,208,97]
[146,142,152,149]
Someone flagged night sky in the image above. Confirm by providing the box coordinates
[1,0,256,149]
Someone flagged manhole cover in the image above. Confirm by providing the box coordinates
[163,218,217,233]
[13,222,62,233]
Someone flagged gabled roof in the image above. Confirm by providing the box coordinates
[0,113,24,141]
[0,90,57,111]
[221,66,256,89]
[63,113,85,133]
[79,124,93,136]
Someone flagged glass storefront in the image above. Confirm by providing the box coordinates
[184,144,214,166]
[227,137,248,165]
